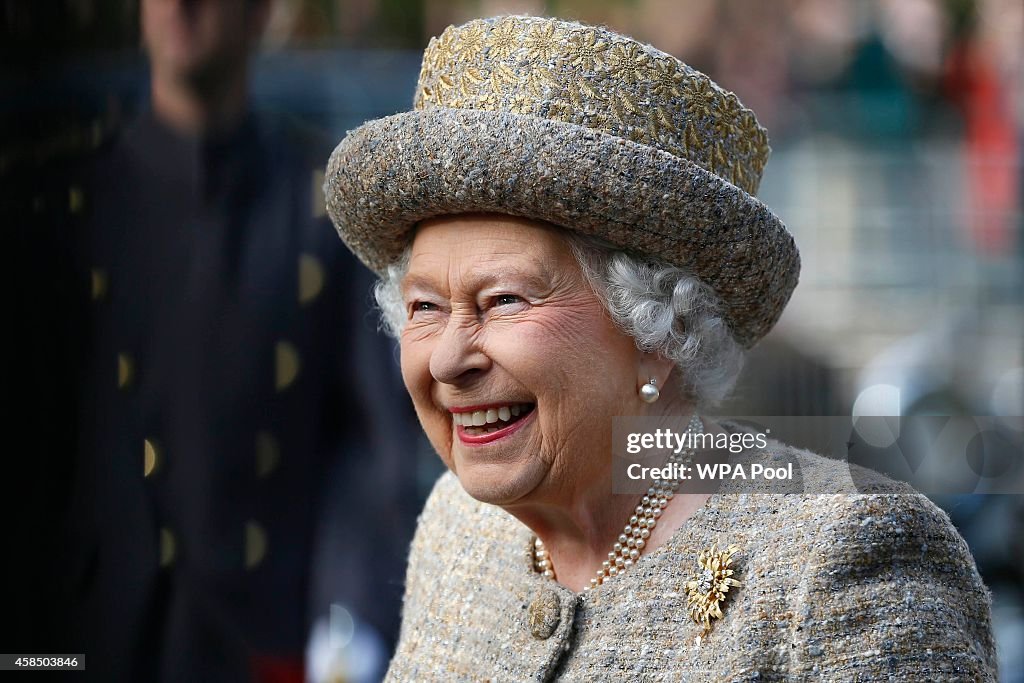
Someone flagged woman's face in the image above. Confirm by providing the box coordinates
[399,214,644,505]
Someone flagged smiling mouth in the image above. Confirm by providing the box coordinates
[452,403,536,441]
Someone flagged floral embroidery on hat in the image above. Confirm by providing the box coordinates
[568,29,611,72]
[524,22,564,63]
[487,16,521,61]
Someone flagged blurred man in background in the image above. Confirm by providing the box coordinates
[61,0,417,680]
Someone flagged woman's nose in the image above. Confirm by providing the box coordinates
[428,314,491,385]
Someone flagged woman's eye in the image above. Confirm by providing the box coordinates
[411,301,438,313]
[494,294,522,307]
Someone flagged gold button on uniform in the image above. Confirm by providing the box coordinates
[527,588,562,640]
[117,352,135,390]
[255,431,279,478]
[90,268,108,301]
[159,527,176,568]
[68,185,84,214]
[298,253,325,306]
[143,439,161,477]
[311,169,326,219]
[275,341,300,391]
[245,520,267,570]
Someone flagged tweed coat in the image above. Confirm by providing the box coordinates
[385,434,998,682]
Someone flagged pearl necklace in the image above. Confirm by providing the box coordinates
[534,414,703,590]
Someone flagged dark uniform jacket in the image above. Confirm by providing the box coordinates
[65,110,416,682]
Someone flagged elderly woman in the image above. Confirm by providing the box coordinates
[325,16,998,681]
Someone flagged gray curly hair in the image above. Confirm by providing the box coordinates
[373,230,744,408]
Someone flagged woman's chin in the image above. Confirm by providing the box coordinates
[453,459,545,506]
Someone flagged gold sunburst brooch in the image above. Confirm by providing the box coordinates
[685,543,742,637]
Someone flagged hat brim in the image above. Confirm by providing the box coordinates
[325,107,799,348]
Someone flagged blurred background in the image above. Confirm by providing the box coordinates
[3,0,1021,681]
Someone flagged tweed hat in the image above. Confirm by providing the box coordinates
[325,15,799,348]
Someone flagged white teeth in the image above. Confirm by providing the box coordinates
[452,403,533,429]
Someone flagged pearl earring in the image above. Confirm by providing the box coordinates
[640,377,660,403]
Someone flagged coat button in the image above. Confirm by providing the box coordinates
[90,268,108,302]
[255,431,279,478]
[159,527,176,568]
[275,341,301,391]
[527,588,561,640]
[143,439,161,477]
[311,169,326,219]
[245,520,267,570]
[117,352,135,390]
[298,253,324,305]
[68,185,84,214]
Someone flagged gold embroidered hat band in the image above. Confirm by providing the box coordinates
[325,15,800,347]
